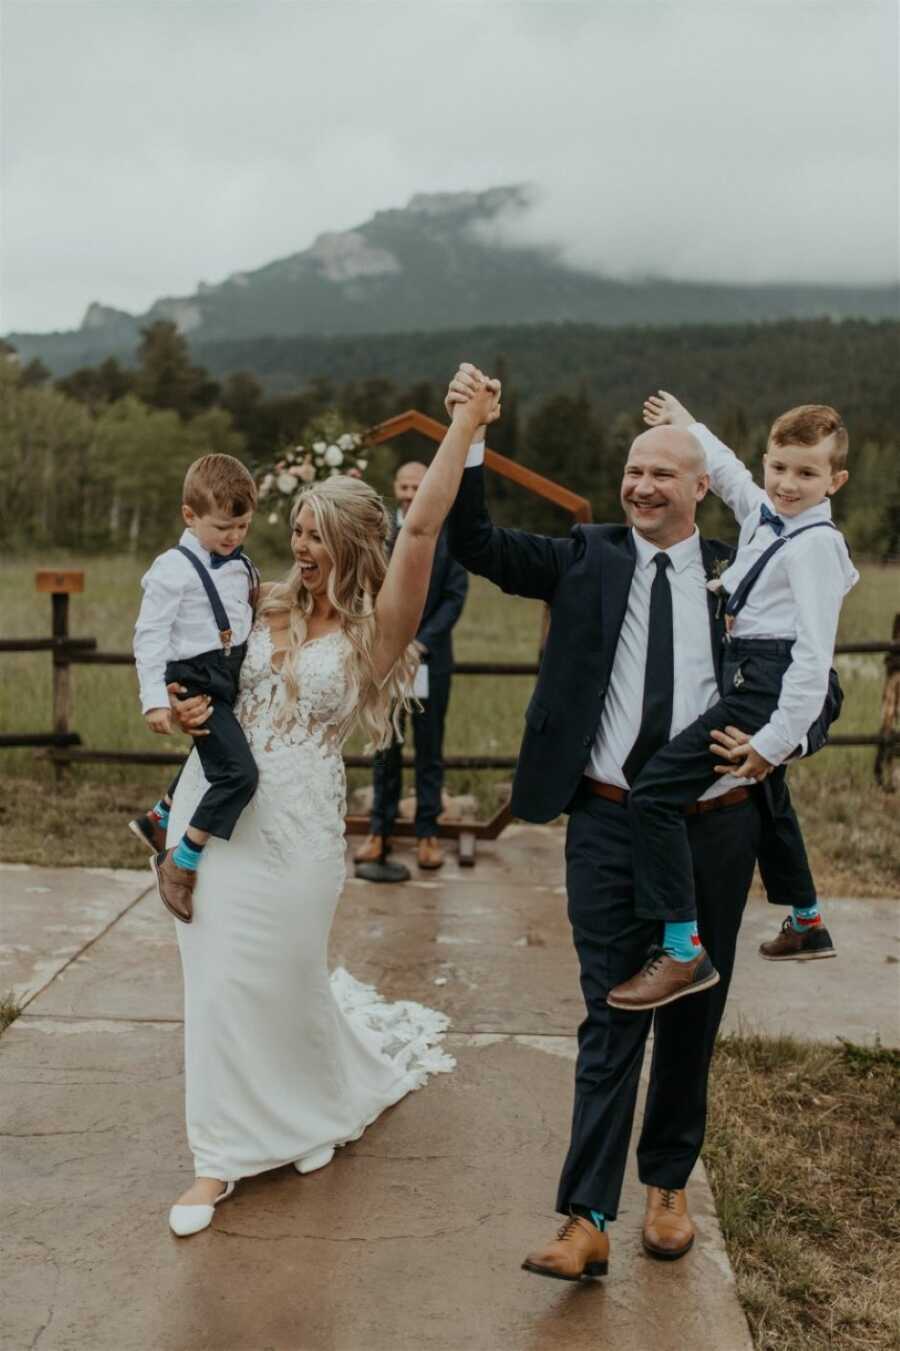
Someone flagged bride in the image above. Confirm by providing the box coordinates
[163,375,499,1235]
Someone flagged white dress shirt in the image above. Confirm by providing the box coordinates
[691,423,858,765]
[587,528,736,799]
[133,529,254,713]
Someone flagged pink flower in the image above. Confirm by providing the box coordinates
[347,467,362,479]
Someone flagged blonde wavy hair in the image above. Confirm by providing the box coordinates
[257,475,419,748]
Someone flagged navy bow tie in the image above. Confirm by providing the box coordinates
[210,546,244,569]
[760,504,785,536]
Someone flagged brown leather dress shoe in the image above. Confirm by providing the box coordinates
[642,1186,695,1260]
[416,836,444,870]
[607,945,719,1012]
[151,850,196,924]
[760,917,836,961]
[522,1214,609,1282]
[129,811,167,854]
[354,834,391,864]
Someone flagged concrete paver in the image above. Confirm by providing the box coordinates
[10,823,896,1350]
[724,895,900,1045]
[0,864,151,1005]
[2,1020,750,1351]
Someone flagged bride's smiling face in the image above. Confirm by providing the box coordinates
[291,503,334,595]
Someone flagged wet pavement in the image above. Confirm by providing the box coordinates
[2,826,897,1350]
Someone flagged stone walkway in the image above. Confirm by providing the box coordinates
[2,831,897,1351]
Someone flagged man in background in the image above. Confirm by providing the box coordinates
[355,460,469,870]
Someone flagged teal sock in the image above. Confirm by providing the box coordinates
[572,1204,607,1231]
[172,835,204,871]
[150,798,170,827]
[790,901,821,932]
[663,920,701,962]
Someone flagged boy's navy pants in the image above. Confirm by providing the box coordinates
[628,638,817,923]
[163,644,258,841]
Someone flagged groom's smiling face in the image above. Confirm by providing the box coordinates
[620,428,709,549]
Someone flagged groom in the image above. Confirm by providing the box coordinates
[445,366,840,1280]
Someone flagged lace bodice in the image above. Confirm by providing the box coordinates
[231,621,358,862]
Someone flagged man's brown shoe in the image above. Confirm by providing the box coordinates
[129,811,167,854]
[522,1214,609,1282]
[417,836,444,870]
[150,850,196,924]
[760,917,836,961]
[642,1187,695,1260]
[607,945,719,1012]
[354,834,391,864]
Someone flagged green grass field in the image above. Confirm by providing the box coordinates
[1,552,897,889]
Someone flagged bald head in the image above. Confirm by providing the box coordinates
[394,460,427,510]
[620,425,710,548]
[629,425,707,476]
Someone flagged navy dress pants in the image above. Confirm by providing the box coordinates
[556,786,761,1220]
[629,638,817,923]
[164,645,258,841]
[370,671,451,839]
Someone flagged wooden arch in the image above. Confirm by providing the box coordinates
[366,409,593,524]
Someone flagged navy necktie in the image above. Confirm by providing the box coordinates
[623,553,674,786]
[210,547,244,570]
[759,503,785,536]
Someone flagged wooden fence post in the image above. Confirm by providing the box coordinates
[35,570,84,782]
[875,612,900,791]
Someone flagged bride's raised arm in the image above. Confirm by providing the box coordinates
[372,373,499,683]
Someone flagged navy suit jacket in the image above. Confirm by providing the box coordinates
[448,465,841,823]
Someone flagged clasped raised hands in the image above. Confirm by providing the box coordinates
[445,363,502,433]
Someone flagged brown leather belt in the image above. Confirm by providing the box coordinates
[582,778,751,815]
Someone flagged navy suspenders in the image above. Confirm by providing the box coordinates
[724,521,842,621]
[176,546,259,653]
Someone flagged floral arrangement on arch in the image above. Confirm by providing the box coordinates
[258,412,374,523]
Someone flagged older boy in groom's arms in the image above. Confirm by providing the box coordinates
[355,460,468,871]
[444,365,840,1281]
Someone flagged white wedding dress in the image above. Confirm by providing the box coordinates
[167,621,455,1182]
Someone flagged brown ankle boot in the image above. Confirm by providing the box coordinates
[354,834,390,864]
[151,851,196,924]
[522,1214,609,1282]
[416,836,444,870]
[642,1187,694,1260]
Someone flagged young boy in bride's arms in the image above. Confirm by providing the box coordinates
[131,454,260,925]
[604,390,858,1006]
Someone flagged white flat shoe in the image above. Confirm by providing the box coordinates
[168,1181,235,1236]
[293,1146,335,1174]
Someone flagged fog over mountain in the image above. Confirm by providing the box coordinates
[7,185,897,376]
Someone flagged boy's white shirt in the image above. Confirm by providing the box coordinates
[691,422,859,765]
[133,529,254,713]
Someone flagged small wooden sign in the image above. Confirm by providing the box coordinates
[35,569,85,594]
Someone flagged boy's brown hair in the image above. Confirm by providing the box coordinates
[183,454,257,517]
[768,404,849,471]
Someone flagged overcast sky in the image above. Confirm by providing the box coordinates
[2,0,897,333]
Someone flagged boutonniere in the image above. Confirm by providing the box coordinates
[705,557,730,618]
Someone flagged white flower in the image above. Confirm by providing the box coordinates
[324,444,344,467]
[329,466,340,477]
[276,472,296,494]
[706,578,725,594]
[337,433,356,451]
[260,473,274,495]
[312,440,326,454]
[268,511,279,524]
[356,458,367,472]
